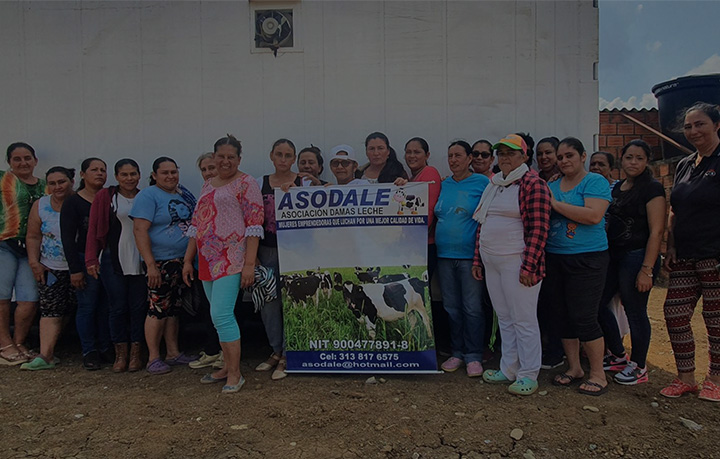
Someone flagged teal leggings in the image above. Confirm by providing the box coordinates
[202,274,241,342]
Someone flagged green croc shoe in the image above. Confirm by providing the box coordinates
[508,377,538,396]
[482,369,511,384]
[20,357,56,371]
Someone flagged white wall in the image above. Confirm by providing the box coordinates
[0,0,598,192]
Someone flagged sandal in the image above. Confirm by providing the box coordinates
[16,343,38,360]
[508,377,539,396]
[256,353,281,372]
[146,357,172,375]
[0,344,29,366]
[578,380,609,396]
[272,357,287,380]
[552,372,583,387]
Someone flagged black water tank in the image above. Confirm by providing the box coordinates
[652,74,720,158]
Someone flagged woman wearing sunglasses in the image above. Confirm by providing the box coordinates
[471,140,494,178]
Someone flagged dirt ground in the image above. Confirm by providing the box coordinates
[2,287,719,459]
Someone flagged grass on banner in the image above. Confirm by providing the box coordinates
[283,266,435,352]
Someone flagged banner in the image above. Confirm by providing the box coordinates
[275,183,438,373]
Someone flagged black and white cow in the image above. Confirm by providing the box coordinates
[319,271,333,301]
[392,189,424,215]
[355,267,380,283]
[377,273,410,284]
[340,279,433,339]
[286,275,322,308]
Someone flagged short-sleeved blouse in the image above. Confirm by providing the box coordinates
[192,174,264,281]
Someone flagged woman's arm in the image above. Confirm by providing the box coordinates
[520,179,551,286]
[664,206,676,271]
[60,198,86,289]
[26,201,45,283]
[551,197,609,226]
[471,224,483,281]
[182,238,197,287]
[133,218,161,289]
[243,236,260,288]
[637,195,666,292]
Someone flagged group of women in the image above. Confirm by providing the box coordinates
[1,102,719,400]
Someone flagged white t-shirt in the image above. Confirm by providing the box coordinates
[114,194,143,275]
[479,184,526,256]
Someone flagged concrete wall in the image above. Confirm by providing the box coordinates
[0,0,598,192]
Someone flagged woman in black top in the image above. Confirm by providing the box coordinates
[356,132,408,183]
[597,140,665,385]
[661,102,720,401]
[256,139,302,380]
[60,157,111,370]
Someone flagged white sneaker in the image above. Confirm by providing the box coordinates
[189,351,221,369]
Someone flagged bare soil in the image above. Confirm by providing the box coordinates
[2,288,719,459]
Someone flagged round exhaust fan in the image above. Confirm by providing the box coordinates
[255,10,293,51]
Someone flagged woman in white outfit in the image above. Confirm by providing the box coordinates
[471,134,552,395]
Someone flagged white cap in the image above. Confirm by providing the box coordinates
[329,145,358,164]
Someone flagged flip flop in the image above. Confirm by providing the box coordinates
[146,358,172,375]
[578,380,609,396]
[552,372,583,387]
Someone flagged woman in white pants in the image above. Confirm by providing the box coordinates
[471,134,552,396]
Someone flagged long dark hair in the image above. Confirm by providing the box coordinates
[149,156,177,186]
[616,139,654,201]
[77,157,106,190]
[360,132,407,183]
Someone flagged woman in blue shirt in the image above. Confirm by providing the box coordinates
[543,137,611,396]
[434,140,490,377]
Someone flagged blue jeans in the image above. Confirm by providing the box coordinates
[101,251,147,344]
[437,258,485,363]
[75,253,111,355]
[598,248,658,368]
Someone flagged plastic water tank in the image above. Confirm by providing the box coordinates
[651,74,720,158]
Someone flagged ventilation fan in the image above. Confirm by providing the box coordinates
[255,9,294,56]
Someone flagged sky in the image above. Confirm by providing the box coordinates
[599,0,720,110]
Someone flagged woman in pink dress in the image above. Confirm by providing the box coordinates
[183,135,264,394]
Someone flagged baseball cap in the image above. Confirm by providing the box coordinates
[329,145,358,164]
[492,134,527,154]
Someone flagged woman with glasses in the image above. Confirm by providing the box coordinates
[328,145,368,185]
[471,140,494,178]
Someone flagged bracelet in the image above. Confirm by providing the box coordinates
[642,264,653,270]
[641,270,653,278]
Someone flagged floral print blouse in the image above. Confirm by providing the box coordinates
[191,174,264,281]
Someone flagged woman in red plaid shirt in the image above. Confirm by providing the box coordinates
[472,134,551,396]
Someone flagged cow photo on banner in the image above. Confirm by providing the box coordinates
[275,183,437,373]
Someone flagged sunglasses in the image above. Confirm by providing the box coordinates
[471,150,493,159]
[330,160,354,168]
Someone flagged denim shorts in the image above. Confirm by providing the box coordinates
[0,240,39,302]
